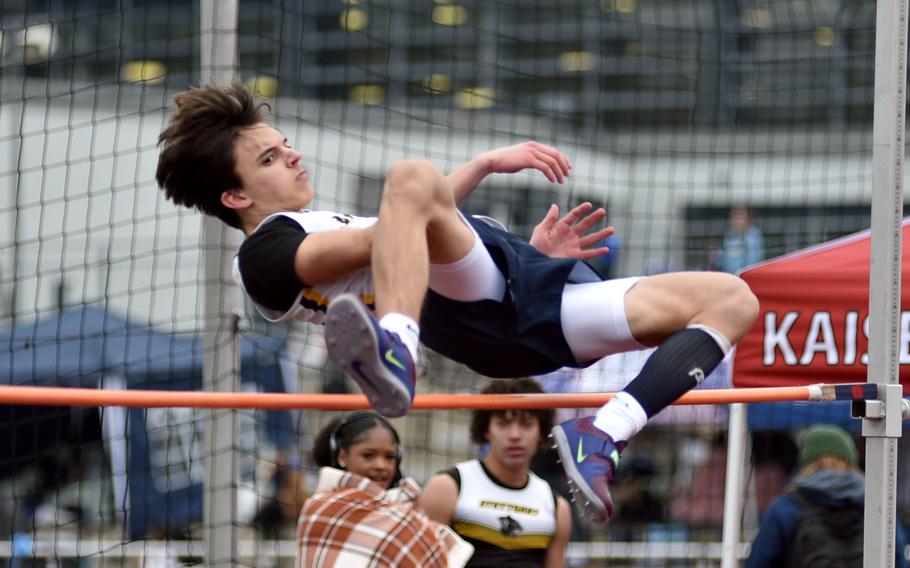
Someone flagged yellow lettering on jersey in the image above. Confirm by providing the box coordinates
[478,500,539,516]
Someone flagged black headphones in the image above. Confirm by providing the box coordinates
[329,411,403,467]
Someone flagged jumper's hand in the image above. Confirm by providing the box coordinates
[530,202,615,260]
[481,141,572,184]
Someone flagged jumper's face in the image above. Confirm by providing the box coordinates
[337,425,399,489]
[485,411,541,472]
[231,123,314,215]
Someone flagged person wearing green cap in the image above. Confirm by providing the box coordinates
[747,424,909,567]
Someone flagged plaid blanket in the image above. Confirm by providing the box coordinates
[297,467,474,567]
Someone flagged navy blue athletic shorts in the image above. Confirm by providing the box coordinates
[419,216,602,378]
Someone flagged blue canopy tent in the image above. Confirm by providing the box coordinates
[746,400,866,431]
[0,304,294,538]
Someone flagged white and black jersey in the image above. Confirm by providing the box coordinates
[445,459,557,567]
[234,210,376,324]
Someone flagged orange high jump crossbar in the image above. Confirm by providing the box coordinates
[0,383,881,410]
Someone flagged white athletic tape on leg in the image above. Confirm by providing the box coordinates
[687,324,733,356]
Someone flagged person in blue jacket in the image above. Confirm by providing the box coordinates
[716,207,764,274]
[747,424,908,567]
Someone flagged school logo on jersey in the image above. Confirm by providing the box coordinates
[498,515,522,536]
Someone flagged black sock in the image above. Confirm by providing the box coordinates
[623,328,725,418]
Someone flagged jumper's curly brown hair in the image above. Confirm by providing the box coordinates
[156,83,270,229]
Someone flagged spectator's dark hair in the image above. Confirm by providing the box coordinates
[156,83,270,229]
[470,378,554,451]
[312,412,403,486]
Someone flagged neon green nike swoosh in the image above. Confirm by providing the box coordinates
[576,439,588,463]
[385,349,406,371]
[610,449,620,466]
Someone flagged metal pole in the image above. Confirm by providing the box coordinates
[865,1,907,566]
[8,81,25,321]
[199,1,240,566]
[720,403,748,568]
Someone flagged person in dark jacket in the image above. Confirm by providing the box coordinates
[747,424,908,567]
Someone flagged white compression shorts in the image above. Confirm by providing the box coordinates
[428,216,506,303]
[560,277,645,361]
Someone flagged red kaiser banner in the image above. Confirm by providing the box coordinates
[733,219,910,389]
